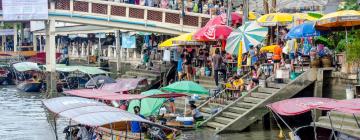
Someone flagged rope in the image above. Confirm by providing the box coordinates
[311,109,318,140]
[269,109,288,139]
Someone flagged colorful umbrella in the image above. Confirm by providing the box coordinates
[226,21,268,55]
[315,10,360,31]
[159,32,203,48]
[260,45,278,53]
[257,13,293,26]
[204,12,243,27]
[194,25,233,41]
[161,81,209,95]
[292,13,319,21]
[128,89,166,117]
[287,22,322,39]
[248,12,257,20]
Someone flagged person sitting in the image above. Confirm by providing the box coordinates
[31,75,40,83]
[232,76,245,98]
[130,106,146,133]
[190,104,203,122]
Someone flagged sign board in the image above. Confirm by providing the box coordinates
[121,33,136,48]
[0,29,15,36]
[2,0,49,21]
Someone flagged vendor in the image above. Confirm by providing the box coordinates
[190,104,203,122]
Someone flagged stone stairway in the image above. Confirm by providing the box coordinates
[315,111,360,138]
[201,69,316,134]
[196,72,252,120]
[197,76,218,90]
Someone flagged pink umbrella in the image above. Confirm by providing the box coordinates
[204,12,243,27]
[194,25,233,41]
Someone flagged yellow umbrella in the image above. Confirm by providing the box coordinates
[260,45,278,53]
[316,10,360,30]
[292,13,319,21]
[159,32,203,48]
[257,13,293,26]
[159,37,176,48]
[249,12,257,20]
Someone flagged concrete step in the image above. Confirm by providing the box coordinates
[198,79,216,85]
[198,76,215,81]
[318,116,360,129]
[130,68,161,75]
[257,87,279,94]
[125,71,159,78]
[214,116,233,124]
[221,111,239,119]
[202,112,212,119]
[250,92,271,99]
[227,106,248,114]
[121,75,137,78]
[200,107,213,114]
[201,84,218,90]
[208,102,226,108]
[243,97,263,104]
[266,82,287,89]
[314,121,360,138]
[206,122,226,130]
[330,111,360,120]
[235,102,256,109]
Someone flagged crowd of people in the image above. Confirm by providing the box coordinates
[105,0,230,15]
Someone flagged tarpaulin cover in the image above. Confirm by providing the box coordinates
[85,75,116,88]
[318,98,360,114]
[28,52,62,64]
[13,62,41,72]
[63,89,146,100]
[45,64,109,75]
[43,97,150,127]
[267,97,337,116]
[64,89,187,101]
[101,78,147,92]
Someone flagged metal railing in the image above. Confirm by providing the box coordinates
[43,0,211,30]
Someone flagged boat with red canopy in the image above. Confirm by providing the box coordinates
[267,97,360,140]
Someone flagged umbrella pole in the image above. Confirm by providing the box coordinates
[110,123,114,140]
[53,116,58,140]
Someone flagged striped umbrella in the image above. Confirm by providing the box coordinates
[226,21,268,55]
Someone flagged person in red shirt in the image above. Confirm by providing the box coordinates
[273,45,282,73]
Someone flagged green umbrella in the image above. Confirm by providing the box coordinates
[127,89,166,117]
[161,81,209,95]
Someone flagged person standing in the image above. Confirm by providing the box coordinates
[273,45,282,73]
[249,45,258,66]
[177,54,184,80]
[184,50,193,80]
[286,38,298,72]
[130,106,146,133]
[212,48,226,86]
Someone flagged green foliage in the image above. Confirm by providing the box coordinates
[346,39,360,62]
[338,0,360,10]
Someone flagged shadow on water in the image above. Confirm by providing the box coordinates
[0,85,283,140]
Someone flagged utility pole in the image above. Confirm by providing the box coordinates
[243,0,249,24]
[226,0,232,26]
[271,0,277,13]
[263,0,269,14]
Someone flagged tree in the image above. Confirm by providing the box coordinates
[338,0,359,10]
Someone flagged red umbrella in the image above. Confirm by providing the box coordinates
[204,12,242,27]
[194,25,233,41]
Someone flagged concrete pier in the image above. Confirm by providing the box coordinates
[45,19,57,98]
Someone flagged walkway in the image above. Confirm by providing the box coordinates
[0,0,211,35]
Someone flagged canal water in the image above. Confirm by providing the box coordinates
[0,86,282,140]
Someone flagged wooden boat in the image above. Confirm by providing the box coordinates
[17,82,42,92]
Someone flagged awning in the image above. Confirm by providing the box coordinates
[13,62,41,72]
[64,89,187,101]
[101,78,147,92]
[43,97,151,127]
[45,64,109,75]
[266,97,337,116]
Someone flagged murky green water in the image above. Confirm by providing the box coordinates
[0,86,282,140]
